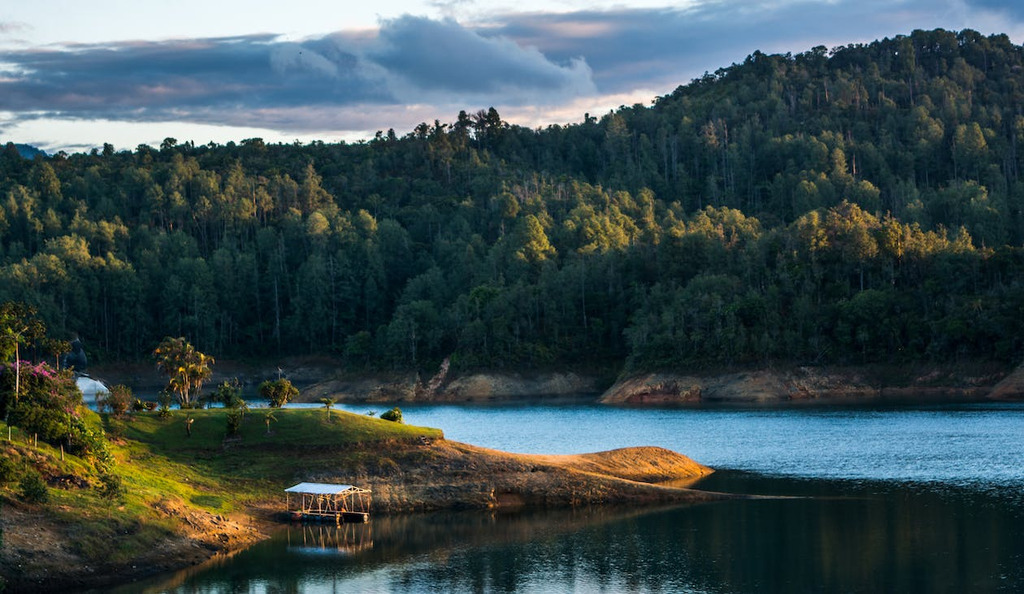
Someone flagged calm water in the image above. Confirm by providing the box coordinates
[117,402,1024,593]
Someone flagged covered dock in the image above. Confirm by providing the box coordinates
[285,482,372,523]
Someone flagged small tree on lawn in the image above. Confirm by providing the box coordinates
[215,379,243,408]
[153,337,214,409]
[264,410,277,435]
[260,379,298,408]
[319,397,336,422]
[226,410,242,437]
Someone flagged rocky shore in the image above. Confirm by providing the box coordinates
[598,365,1014,405]
[90,357,1023,407]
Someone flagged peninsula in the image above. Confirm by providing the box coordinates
[0,407,715,592]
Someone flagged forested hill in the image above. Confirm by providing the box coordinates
[1,28,1023,372]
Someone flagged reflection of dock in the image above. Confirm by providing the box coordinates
[286,523,373,555]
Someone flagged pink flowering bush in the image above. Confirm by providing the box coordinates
[0,362,110,467]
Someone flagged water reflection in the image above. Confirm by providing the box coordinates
[286,522,373,556]
[118,472,1024,593]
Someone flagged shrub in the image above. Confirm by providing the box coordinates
[226,410,242,437]
[19,470,49,504]
[101,385,133,417]
[380,407,403,423]
[132,398,146,412]
[215,379,244,408]
[98,473,125,501]
[0,455,19,483]
[0,362,81,421]
[259,379,299,408]
[158,390,173,418]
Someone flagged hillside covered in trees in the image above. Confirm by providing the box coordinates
[1,28,1022,373]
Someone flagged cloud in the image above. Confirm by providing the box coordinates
[370,16,594,102]
[0,22,30,35]
[486,0,1024,95]
[0,16,596,134]
[2,1,1024,149]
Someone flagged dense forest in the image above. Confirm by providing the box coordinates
[1,28,1023,373]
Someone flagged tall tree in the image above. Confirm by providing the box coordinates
[152,337,214,408]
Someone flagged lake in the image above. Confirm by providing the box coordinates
[113,402,1024,593]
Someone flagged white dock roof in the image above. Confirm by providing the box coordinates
[285,482,369,495]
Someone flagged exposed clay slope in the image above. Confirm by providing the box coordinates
[315,440,719,512]
[989,362,1024,400]
[0,499,261,592]
[300,372,601,403]
[601,366,1008,405]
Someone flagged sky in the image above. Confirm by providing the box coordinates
[2,0,1023,153]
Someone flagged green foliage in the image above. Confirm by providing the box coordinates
[319,397,336,422]
[18,469,49,504]
[0,453,19,483]
[259,379,298,408]
[158,390,173,418]
[225,410,242,437]
[380,407,403,423]
[101,385,133,418]
[0,301,45,366]
[215,379,244,408]
[153,337,214,408]
[98,472,125,501]
[0,30,1022,371]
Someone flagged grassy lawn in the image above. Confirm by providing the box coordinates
[112,408,443,503]
[0,407,442,573]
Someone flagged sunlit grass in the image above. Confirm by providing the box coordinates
[0,407,442,567]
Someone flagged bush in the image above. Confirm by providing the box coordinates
[226,410,242,437]
[158,391,172,418]
[19,470,49,504]
[132,398,146,412]
[101,385,132,417]
[0,455,19,484]
[259,379,299,408]
[380,407,403,423]
[215,379,244,408]
[0,362,80,420]
[98,473,125,501]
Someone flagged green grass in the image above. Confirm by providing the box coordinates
[0,407,443,570]
[97,407,442,514]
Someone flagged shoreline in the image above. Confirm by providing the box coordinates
[0,422,721,593]
[86,358,1024,406]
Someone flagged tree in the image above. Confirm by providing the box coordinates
[264,410,277,435]
[260,378,298,408]
[0,302,47,439]
[152,337,214,409]
[0,302,46,409]
[101,385,133,418]
[319,397,336,422]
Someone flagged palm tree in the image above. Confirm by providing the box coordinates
[319,397,336,422]
[153,337,214,409]
[264,410,277,435]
